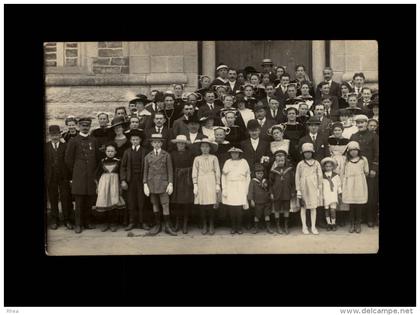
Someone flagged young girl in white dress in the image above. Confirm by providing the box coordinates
[295,143,323,235]
[192,138,221,235]
[222,147,251,234]
[342,141,369,234]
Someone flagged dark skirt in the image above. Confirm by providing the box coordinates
[171,167,194,204]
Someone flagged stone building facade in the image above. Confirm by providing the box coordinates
[45,40,378,127]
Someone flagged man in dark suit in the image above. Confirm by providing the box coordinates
[315,82,339,113]
[226,68,242,95]
[316,67,341,99]
[274,73,290,102]
[197,90,223,120]
[145,91,165,117]
[254,103,276,142]
[261,83,284,108]
[65,117,99,233]
[313,104,333,136]
[350,114,379,228]
[171,103,195,138]
[46,125,73,230]
[144,112,171,152]
[297,116,329,162]
[266,97,286,124]
[240,119,270,172]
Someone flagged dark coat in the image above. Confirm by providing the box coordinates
[144,126,171,152]
[247,178,271,204]
[258,118,276,142]
[197,103,223,123]
[274,85,288,102]
[298,133,329,162]
[319,116,333,136]
[269,165,296,200]
[170,150,194,204]
[283,123,307,164]
[171,115,190,138]
[316,81,341,98]
[65,134,99,195]
[215,141,233,170]
[227,80,242,95]
[350,130,379,172]
[240,138,270,171]
[90,127,114,159]
[265,106,286,124]
[143,149,174,194]
[45,141,70,185]
[120,146,146,183]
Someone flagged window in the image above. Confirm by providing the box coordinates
[44,42,80,67]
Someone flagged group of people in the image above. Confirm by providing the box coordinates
[46,59,379,236]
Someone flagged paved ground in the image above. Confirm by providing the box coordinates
[46,223,379,255]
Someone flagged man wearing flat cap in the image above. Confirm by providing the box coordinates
[65,117,100,233]
[350,114,379,228]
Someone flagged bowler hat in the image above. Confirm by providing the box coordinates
[48,125,61,134]
[247,119,261,130]
[125,128,144,140]
[306,116,321,125]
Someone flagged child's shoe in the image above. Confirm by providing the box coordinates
[252,222,258,234]
[266,221,273,234]
[276,219,282,234]
[355,223,361,233]
[332,224,337,231]
[326,224,332,231]
[101,224,110,232]
[302,227,310,235]
[283,218,289,235]
[311,227,319,235]
[349,223,355,233]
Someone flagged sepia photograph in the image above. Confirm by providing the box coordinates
[44,40,379,255]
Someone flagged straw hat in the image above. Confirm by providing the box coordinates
[227,147,243,154]
[301,142,315,153]
[192,137,218,153]
[170,135,191,144]
[321,157,337,168]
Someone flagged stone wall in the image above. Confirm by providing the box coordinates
[330,40,378,90]
[45,41,199,128]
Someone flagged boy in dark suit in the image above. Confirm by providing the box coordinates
[143,134,176,236]
[46,125,73,230]
[120,129,150,231]
[65,117,99,233]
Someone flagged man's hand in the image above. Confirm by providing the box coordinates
[166,183,173,195]
[250,200,256,208]
[121,181,128,190]
[369,170,376,178]
[143,184,150,196]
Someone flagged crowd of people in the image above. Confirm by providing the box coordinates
[46,59,379,236]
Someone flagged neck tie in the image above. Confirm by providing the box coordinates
[210,104,213,110]
[326,175,334,192]
[54,143,57,150]
[259,120,263,126]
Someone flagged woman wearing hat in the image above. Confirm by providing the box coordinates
[192,137,221,235]
[62,116,79,143]
[170,135,194,234]
[110,116,130,159]
[342,141,369,233]
[200,114,216,140]
[221,147,251,234]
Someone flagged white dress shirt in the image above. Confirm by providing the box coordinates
[132,145,140,152]
[250,137,259,151]
[309,132,318,142]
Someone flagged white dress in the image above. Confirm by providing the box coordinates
[221,159,250,208]
[342,157,369,204]
[295,159,323,209]
[192,154,221,205]
[322,172,342,208]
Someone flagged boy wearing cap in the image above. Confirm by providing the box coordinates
[248,163,273,234]
[120,129,150,231]
[65,117,99,233]
[143,134,176,236]
[350,114,379,227]
[46,125,73,230]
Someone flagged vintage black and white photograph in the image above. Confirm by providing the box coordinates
[44,40,379,255]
